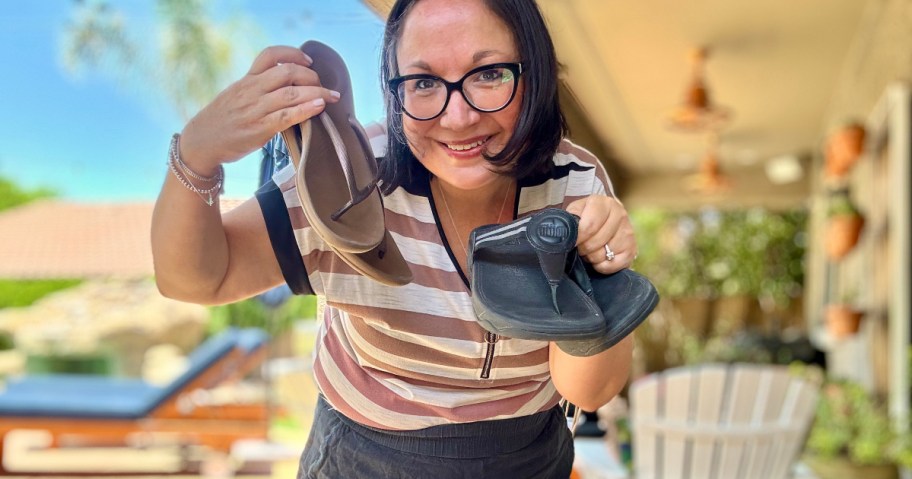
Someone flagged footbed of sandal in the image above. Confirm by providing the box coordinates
[291,40,385,254]
[468,210,607,341]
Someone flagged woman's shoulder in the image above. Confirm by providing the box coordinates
[554,138,602,168]
[547,137,616,198]
[364,121,389,159]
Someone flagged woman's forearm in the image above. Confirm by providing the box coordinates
[151,169,231,303]
[548,335,634,411]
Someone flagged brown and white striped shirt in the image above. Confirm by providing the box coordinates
[261,127,615,430]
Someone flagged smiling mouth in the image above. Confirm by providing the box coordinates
[444,137,490,151]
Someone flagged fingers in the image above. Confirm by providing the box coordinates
[258,62,323,93]
[179,45,345,170]
[249,56,343,129]
[589,229,636,275]
[570,195,638,275]
[248,46,313,75]
[262,87,341,132]
[576,202,622,256]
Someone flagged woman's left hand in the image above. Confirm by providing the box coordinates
[566,195,637,275]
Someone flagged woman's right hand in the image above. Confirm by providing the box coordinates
[177,45,341,175]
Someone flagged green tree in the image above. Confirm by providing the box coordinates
[61,0,261,120]
[0,175,54,212]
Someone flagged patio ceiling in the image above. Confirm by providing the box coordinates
[362,0,873,209]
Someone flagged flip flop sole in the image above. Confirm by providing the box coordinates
[294,40,385,254]
[556,269,659,356]
[331,230,413,287]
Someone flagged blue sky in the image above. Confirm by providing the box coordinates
[0,1,386,202]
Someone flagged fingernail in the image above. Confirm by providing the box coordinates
[312,98,325,108]
[329,90,341,99]
[303,54,314,65]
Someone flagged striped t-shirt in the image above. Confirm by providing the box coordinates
[260,126,615,430]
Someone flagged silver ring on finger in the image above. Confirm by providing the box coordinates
[604,244,616,262]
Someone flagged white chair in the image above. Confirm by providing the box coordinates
[629,363,819,479]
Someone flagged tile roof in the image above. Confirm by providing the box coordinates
[0,199,245,279]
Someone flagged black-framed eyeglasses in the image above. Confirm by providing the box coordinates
[388,62,523,121]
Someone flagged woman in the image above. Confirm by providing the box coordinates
[152,0,638,476]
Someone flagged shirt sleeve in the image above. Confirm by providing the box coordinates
[255,163,315,296]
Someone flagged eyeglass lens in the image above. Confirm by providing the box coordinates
[396,66,516,120]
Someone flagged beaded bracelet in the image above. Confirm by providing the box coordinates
[167,133,224,206]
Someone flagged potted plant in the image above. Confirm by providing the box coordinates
[825,189,865,260]
[803,376,900,479]
[825,122,866,179]
[825,289,864,339]
[825,303,864,339]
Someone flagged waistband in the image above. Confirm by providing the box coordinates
[318,395,563,459]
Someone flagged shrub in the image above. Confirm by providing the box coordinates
[0,279,82,309]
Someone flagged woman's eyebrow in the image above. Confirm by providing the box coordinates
[402,60,432,72]
[401,50,507,74]
[473,50,503,63]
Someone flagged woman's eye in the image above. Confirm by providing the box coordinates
[476,69,505,83]
[414,79,438,91]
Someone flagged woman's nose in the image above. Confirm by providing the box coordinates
[438,89,480,130]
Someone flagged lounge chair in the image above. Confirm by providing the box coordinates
[0,327,271,474]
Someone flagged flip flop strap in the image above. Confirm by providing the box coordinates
[318,113,380,221]
[471,210,590,314]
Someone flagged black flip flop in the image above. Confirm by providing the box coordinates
[555,267,659,356]
[469,208,658,349]
[468,209,607,341]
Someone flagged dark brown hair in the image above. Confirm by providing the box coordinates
[378,0,568,193]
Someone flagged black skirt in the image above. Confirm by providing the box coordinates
[297,395,575,479]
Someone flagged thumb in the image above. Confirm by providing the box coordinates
[565,196,589,218]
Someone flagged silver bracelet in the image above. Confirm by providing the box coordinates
[167,134,224,206]
[170,133,222,182]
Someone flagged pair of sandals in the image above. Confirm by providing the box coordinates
[280,41,412,286]
[468,209,659,356]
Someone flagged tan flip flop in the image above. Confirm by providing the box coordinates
[287,40,385,254]
[281,41,412,286]
[334,227,413,287]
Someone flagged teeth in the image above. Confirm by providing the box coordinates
[446,139,485,151]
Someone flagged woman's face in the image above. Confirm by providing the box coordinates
[396,0,523,192]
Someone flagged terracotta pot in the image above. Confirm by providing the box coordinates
[826,213,865,260]
[826,305,864,339]
[825,123,866,179]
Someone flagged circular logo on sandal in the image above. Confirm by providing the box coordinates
[527,209,577,253]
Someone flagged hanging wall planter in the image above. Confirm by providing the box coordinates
[825,122,866,179]
[825,189,865,260]
[825,304,864,339]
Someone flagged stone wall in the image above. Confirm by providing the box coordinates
[0,279,209,377]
